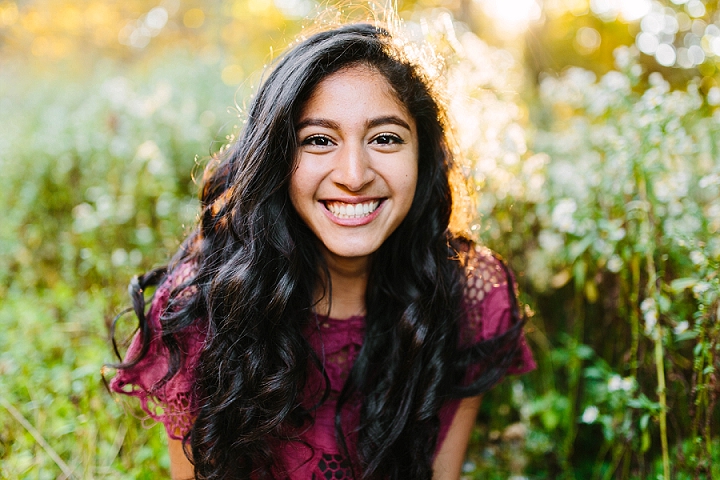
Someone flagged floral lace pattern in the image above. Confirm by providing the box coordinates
[313,453,353,479]
[110,262,203,440]
[460,245,508,348]
[309,316,365,395]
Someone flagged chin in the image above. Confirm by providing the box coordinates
[322,241,381,261]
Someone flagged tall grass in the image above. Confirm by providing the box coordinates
[1,18,718,480]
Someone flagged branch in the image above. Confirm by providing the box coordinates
[0,395,75,479]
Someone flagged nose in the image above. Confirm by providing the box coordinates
[331,141,375,192]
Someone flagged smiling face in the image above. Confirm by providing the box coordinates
[290,65,419,269]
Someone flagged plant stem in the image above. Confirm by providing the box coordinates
[630,255,640,377]
[644,247,669,480]
[636,160,670,480]
[0,395,75,479]
[600,442,627,480]
[690,328,705,443]
[562,281,585,479]
[704,326,719,458]
[653,326,670,480]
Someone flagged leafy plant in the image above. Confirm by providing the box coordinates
[1,4,718,479]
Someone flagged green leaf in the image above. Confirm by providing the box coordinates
[584,367,605,379]
[569,236,594,264]
[675,330,698,342]
[658,294,671,313]
[641,429,651,453]
[640,413,650,430]
[670,278,697,292]
[541,409,560,431]
[576,344,595,360]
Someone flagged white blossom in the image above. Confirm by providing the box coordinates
[608,375,635,392]
[699,173,719,188]
[641,297,658,335]
[708,87,720,106]
[621,377,635,392]
[692,283,709,295]
[689,251,706,266]
[538,230,564,254]
[607,255,623,273]
[608,375,623,392]
[552,198,578,233]
[582,406,599,423]
[674,321,689,335]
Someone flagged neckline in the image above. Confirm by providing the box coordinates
[313,313,366,328]
[314,312,364,321]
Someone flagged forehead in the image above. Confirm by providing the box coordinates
[299,64,409,118]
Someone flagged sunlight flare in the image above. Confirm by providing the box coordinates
[475,0,542,35]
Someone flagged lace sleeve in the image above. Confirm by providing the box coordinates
[459,244,536,382]
[109,263,206,440]
[436,244,536,456]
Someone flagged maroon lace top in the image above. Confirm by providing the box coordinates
[110,245,535,478]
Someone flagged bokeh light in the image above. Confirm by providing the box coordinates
[476,0,542,35]
[221,64,245,85]
[575,26,602,54]
[655,42,677,65]
[590,0,652,22]
[183,8,205,29]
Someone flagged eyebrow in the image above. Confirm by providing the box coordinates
[295,115,412,132]
[295,118,340,131]
[367,115,412,131]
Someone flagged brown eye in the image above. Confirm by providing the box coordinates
[302,135,334,147]
[372,134,404,145]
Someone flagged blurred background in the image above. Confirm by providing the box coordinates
[1,0,718,478]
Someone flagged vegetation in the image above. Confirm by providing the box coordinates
[1,1,718,478]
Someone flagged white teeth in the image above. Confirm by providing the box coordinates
[326,200,380,219]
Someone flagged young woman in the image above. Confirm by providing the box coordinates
[110,22,535,480]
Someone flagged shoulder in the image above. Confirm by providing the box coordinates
[148,261,201,324]
[452,240,516,347]
[452,238,512,309]
[163,260,207,339]
[450,240,537,378]
[459,244,510,305]
[165,261,200,304]
[133,260,206,364]
[110,261,206,436]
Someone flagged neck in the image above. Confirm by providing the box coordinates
[314,250,370,319]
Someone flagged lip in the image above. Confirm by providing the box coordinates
[321,198,386,226]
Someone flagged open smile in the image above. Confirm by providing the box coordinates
[323,199,383,219]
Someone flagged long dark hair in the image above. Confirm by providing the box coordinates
[113,23,523,479]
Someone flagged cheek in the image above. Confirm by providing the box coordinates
[288,160,324,226]
[403,178,419,214]
[288,161,310,205]
[288,175,308,220]
[399,160,419,206]
[404,156,421,212]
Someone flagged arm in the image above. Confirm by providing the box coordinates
[432,395,482,480]
[169,437,195,480]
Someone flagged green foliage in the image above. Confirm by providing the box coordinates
[465,45,720,478]
[1,5,719,479]
[0,286,170,478]
[0,52,236,477]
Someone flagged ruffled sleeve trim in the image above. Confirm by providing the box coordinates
[109,263,206,440]
[436,244,536,455]
[458,244,536,376]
